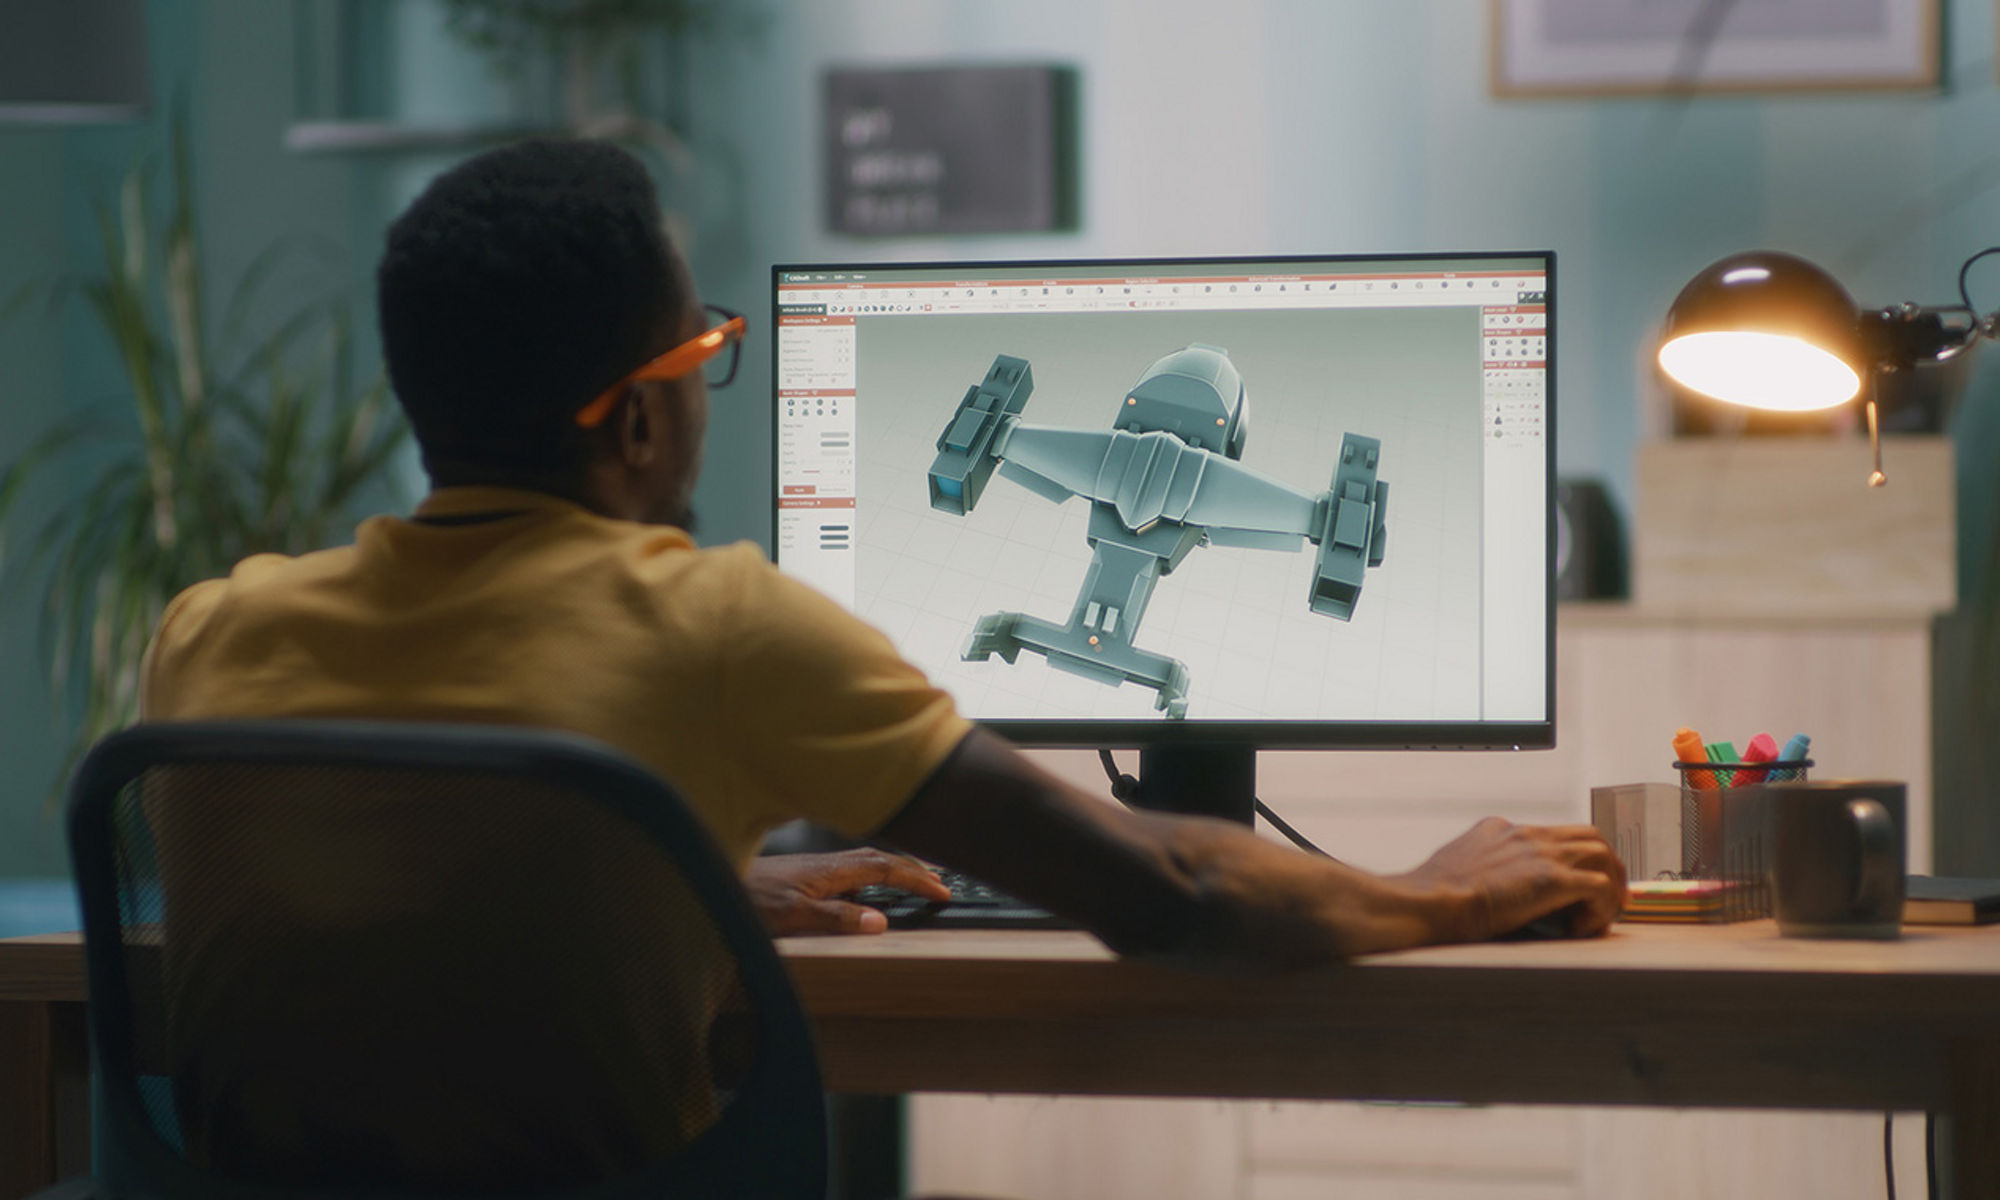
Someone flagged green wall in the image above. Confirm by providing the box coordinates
[4,0,1998,878]
[0,1,380,875]
[677,0,2000,555]
[0,126,71,875]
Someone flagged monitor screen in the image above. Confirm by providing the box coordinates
[770,253,1553,754]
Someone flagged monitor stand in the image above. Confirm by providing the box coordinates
[1135,743,1255,826]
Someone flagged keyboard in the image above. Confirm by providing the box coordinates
[850,868,1076,930]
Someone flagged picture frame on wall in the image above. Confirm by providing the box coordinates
[1490,0,1940,96]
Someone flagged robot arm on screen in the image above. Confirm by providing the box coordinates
[923,347,1389,719]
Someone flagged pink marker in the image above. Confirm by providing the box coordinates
[1735,732,1778,784]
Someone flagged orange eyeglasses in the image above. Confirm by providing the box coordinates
[574,304,747,429]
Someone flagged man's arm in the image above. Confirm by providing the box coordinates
[876,728,1626,970]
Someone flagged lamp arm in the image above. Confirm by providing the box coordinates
[1857,303,1981,372]
[1937,244,2000,361]
[1853,246,2000,373]
[1849,256,2000,489]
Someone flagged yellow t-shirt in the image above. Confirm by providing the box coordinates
[142,485,971,865]
[136,486,972,1183]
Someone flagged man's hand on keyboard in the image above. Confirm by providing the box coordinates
[746,850,953,936]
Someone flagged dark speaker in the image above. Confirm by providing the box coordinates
[1554,479,1627,601]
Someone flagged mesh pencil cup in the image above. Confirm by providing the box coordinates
[1672,757,1812,921]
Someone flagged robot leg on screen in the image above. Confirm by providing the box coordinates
[927,344,1391,718]
[963,540,1194,718]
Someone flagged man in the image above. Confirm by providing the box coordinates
[140,139,1623,1176]
[146,135,1623,959]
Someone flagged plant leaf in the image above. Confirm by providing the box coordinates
[5,102,410,805]
[165,109,208,417]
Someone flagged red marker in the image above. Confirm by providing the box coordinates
[1735,732,1779,784]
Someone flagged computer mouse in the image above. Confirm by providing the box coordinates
[1497,906,1580,941]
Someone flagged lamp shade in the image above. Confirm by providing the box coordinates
[1657,250,1863,412]
[0,0,149,124]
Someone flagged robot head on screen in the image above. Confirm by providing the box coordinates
[1113,344,1250,461]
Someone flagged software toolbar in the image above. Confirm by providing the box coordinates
[778,270,1547,317]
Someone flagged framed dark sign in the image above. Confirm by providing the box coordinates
[824,64,1077,236]
[1490,0,1938,95]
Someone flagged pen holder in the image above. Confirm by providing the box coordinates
[1672,758,1812,922]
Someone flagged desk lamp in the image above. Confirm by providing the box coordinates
[1657,248,1999,485]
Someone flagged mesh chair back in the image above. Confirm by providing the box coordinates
[66,720,827,1200]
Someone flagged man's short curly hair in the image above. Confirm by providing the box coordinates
[377,139,685,475]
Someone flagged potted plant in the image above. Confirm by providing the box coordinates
[437,0,750,231]
[441,0,732,129]
[0,120,409,800]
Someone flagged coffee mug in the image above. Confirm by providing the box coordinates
[1769,780,1906,939]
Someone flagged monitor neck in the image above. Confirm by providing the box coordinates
[1135,744,1256,825]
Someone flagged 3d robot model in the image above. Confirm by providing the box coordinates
[926,344,1388,718]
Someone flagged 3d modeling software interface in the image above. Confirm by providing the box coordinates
[773,255,1549,728]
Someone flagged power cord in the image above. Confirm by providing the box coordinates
[1096,749,1143,806]
[1886,1111,1896,1200]
[1881,1110,1942,1200]
[1926,1111,1937,1200]
[1096,749,1336,859]
[1957,245,2000,317]
[1255,796,1335,860]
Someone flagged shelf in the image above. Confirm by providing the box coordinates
[1557,601,1948,630]
[283,120,562,155]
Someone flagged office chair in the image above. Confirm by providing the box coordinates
[57,719,828,1200]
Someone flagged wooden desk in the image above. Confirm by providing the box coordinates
[7,923,2000,1198]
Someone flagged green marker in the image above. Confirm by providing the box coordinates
[1706,741,1738,788]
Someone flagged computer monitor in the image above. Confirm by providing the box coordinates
[771,252,1553,824]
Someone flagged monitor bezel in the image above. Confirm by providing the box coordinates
[768,250,1556,752]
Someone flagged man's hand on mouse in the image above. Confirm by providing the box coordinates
[1394,817,1628,942]
[745,849,954,936]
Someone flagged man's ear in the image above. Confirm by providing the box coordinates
[618,387,658,467]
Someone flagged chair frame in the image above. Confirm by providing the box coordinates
[66,719,829,1200]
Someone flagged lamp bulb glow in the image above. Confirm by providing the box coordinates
[1657,331,1860,412]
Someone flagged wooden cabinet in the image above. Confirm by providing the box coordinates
[908,604,1940,1200]
[912,1099,1928,1199]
